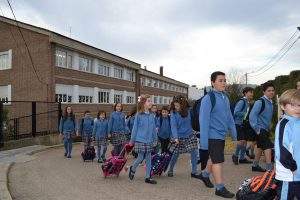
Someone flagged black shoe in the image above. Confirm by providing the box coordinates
[197,159,201,165]
[252,165,266,172]
[129,166,135,180]
[167,171,174,177]
[191,173,202,179]
[239,159,252,164]
[246,150,255,159]
[145,178,157,184]
[215,187,235,198]
[199,173,214,188]
[98,159,103,163]
[67,155,71,158]
[64,153,67,157]
[232,154,239,165]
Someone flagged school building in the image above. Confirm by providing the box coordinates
[0,15,188,121]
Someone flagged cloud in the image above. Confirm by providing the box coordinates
[1,0,300,87]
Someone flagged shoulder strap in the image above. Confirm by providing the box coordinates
[258,98,266,115]
[81,118,84,133]
[238,98,246,112]
[208,92,216,112]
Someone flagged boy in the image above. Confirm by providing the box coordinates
[199,71,237,198]
[249,82,275,172]
[232,87,254,165]
[78,110,94,149]
[157,106,171,154]
[275,89,300,199]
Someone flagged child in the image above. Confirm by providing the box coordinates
[167,95,202,180]
[249,82,275,172]
[151,104,161,128]
[108,103,129,155]
[126,107,137,140]
[93,111,109,163]
[128,94,158,184]
[275,89,300,200]
[157,106,171,154]
[78,110,94,149]
[199,71,237,198]
[59,106,77,159]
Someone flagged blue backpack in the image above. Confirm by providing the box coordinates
[191,91,216,132]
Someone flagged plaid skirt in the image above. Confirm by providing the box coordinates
[96,137,108,146]
[110,133,127,146]
[171,134,198,154]
[134,142,155,154]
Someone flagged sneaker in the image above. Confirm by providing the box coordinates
[239,159,252,164]
[167,171,174,177]
[128,166,135,180]
[98,159,103,163]
[67,155,72,159]
[145,178,157,184]
[252,165,266,172]
[191,173,202,180]
[199,173,214,188]
[232,154,239,165]
[215,187,235,198]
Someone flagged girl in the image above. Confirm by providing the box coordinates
[128,95,158,184]
[78,110,94,149]
[167,95,201,179]
[108,103,129,155]
[93,111,109,163]
[126,107,137,141]
[158,106,171,154]
[59,106,76,159]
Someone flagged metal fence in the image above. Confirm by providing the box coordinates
[0,101,62,147]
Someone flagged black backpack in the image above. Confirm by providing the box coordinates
[191,92,216,132]
[231,98,247,116]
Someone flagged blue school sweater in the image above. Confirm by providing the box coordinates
[108,111,128,134]
[170,110,193,139]
[93,118,109,140]
[127,116,135,133]
[199,90,237,150]
[59,116,76,138]
[130,112,157,144]
[234,97,249,125]
[158,116,171,139]
[249,96,273,133]
[275,115,300,182]
[78,116,94,136]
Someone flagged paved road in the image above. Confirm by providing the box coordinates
[8,144,262,200]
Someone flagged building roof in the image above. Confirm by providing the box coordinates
[0,15,140,70]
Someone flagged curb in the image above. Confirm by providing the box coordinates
[0,162,13,200]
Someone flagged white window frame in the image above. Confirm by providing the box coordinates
[0,50,12,70]
[55,49,67,68]
[98,90,110,104]
[126,69,134,82]
[0,85,11,105]
[79,56,93,73]
[114,94,123,104]
[67,54,73,69]
[98,64,110,77]
[153,96,158,104]
[113,66,124,79]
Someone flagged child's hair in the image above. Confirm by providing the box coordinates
[127,107,137,119]
[291,89,300,105]
[170,95,189,117]
[262,81,275,92]
[242,87,254,95]
[113,103,123,111]
[211,71,225,82]
[63,106,74,119]
[84,110,90,115]
[137,94,151,113]
[279,89,297,106]
[161,106,169,112]
[97,110,106,119]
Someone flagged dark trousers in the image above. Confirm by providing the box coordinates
[159,137,170,154]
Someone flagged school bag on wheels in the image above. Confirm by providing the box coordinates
[236,170,277,200]
[150,142,178,176]
[81,145,96,162]
[101,143,134,178]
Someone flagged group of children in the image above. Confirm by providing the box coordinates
[58,71,300,199]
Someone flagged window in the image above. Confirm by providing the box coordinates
[153,96,158,104]
[114,94,123,103]
[168,84,171,90]
[126,96,134,104]
[147,79,152,87]
[153,80,158,88]
[67,55,73,68]
[98,91,110,103]
[79,57,92,72]
[0,85,11,104]
[159,81,163,89]
[55,50,67,67]
[79,95,93,103]
[141,77,146,86]
[0,50,11,70]
[55,94,72,103]
[114,67,123,79]
[172,85,175,91]
[163,98,167,104]
[126,70,134,81]
[159,96,163,104]
[98,65,110,76]
[164,83,167,90]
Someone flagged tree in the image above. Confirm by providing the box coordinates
[226,68,246,103]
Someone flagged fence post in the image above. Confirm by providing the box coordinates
[0,102,4,148]
[32,101,36,137]
[58,102,62,132]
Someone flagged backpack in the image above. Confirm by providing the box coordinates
[191,91,216,132]
[231,98,247,116]
[236,170,277,200]
[257,98,266,115]
[80,117,94,134]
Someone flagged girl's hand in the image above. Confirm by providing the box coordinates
[175,139,179,144]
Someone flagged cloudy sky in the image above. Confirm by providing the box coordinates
[1,0,300,87]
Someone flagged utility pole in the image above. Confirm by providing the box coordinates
[245,73,248,85]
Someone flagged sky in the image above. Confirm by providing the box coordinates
[0,0,300,87]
